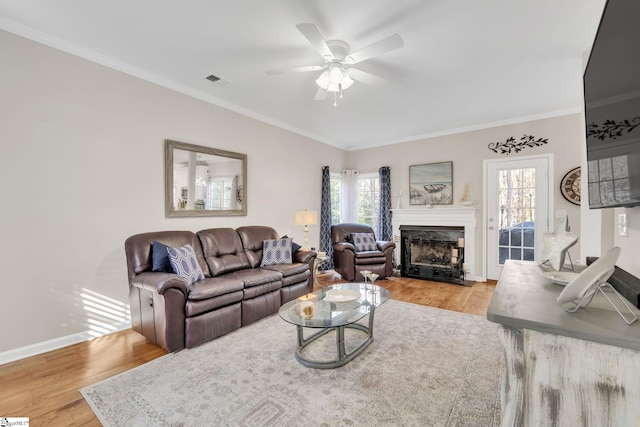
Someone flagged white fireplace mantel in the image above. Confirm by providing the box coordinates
[391,207,478,281]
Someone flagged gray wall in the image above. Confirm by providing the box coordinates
[0,30,346,355]
[348,113,584,279]
[3,27,637,359]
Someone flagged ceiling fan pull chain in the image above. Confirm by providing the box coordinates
[339,83,343,99]
[333,92,337,107]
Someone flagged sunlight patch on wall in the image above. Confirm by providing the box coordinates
[81,288,130,337]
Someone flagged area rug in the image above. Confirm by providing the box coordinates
[81,300,504,426]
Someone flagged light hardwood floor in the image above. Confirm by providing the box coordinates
[0,273,495,425]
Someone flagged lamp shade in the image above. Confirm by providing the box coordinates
[295,210,318,226]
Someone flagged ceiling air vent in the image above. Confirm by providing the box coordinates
[205,74,231,87]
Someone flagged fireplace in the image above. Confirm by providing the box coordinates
[392,207,477,282]
[400,225,466,285]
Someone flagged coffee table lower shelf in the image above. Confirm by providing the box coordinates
[295,309,375,369]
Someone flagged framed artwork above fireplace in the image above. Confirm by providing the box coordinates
[409,161,453,205]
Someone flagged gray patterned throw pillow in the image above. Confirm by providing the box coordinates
[167,244,205,284]
[261,238,293,266]
[351,233,377,252]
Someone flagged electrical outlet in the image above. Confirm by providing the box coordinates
[618,213,628,237]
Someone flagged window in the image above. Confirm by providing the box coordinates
[207,178,233,209]
[329,170,380,229]
[358,173,380,231]
[329,171,342,224]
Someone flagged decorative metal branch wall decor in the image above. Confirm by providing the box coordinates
[488,135,548,155]
[587,117,640,141]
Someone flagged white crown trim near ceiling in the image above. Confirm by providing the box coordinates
[0,17,339,147]
[0,17,582,152]
[347,107,583,152]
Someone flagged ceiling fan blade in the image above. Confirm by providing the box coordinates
[346,34,404,64]
[296,23,333,59]
[266,65,325,75]
[314,88,328,101]
[347,68,386,86]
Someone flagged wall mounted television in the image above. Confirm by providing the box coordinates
[584,0,640,209]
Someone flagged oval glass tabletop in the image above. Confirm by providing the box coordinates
[279,283,391,328]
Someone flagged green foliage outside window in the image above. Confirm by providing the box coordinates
[329,173,380,229]
[358,176,379,231]
[329,176,341,224]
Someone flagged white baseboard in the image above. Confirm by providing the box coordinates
[0,322,131,366]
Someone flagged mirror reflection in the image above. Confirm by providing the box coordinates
[165,140,247,217]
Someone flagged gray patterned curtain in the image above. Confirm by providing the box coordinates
[378,166,392,241]
[319,166,334,270]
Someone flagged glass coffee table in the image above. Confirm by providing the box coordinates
[278,283,391,369]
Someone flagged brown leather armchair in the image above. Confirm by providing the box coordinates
[331,223,395,282]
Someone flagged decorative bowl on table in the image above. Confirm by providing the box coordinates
[324,289,360,302]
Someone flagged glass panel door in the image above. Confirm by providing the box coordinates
[497,168,536,264]
[485,156,551,280]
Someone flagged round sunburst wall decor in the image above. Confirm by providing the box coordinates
[560,167,581,205]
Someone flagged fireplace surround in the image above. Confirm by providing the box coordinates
[392,208,477,282]
[401,225,466,284]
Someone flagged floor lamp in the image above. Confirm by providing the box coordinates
[294,209,318,250]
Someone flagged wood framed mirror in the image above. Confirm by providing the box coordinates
[165,139,247,217]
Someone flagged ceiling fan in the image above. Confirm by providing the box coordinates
[266,23,404,105]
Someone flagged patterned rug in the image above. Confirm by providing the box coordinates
[81,300,503,426]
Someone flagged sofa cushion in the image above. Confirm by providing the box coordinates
[151,241,173,273]
[186,276,245,301]
[281,235,302,253]
[280,270,311,287]
[231,268,282,287]
[351,233,377,252]
[262,262,309,278]
[167,244,205,284]
[236,226,280,267]
[197,228,251,276]
[354,250,386,259]
[125,230,209,277]
[260,238,293,266]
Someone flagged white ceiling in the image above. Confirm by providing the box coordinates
[0,0,606,150]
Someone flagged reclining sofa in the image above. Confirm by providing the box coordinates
[125,225,316,352]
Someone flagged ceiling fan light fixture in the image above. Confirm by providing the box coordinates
[326,82,341,93]
[315,64,353,92]
[339,73,354,90]
[328,63,343,83]
[315,70,330,90]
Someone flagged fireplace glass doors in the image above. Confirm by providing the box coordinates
[400,225,465,285]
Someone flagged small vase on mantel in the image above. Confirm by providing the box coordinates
[460,183,474,207]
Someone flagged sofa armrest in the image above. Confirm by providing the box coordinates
[130,271,188,297]
[333,241,356,253]
[377,240,396,252]
[293,249,317,264]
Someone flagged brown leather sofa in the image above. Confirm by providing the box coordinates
[331,223,395,282]
[125,226,316,352]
